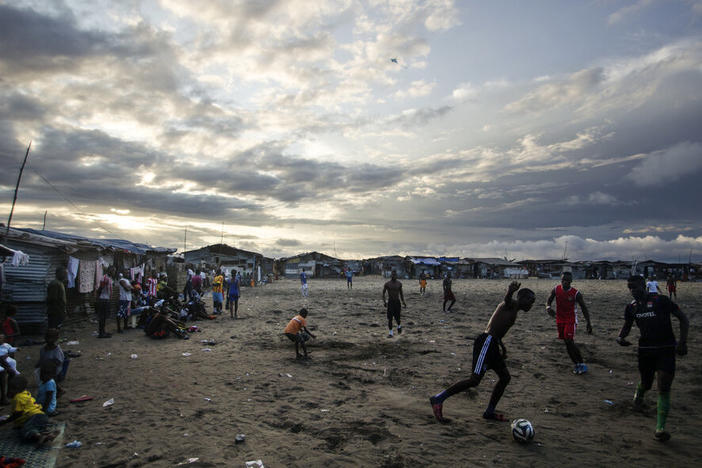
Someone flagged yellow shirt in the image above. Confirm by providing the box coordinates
[284,315,306,334]
[12,390,44,426]
[212,275,224,294]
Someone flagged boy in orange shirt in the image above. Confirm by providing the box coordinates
[284,308,316,359]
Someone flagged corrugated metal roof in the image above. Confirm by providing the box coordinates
[16,228,175,255]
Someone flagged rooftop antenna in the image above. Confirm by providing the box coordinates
[220,222,224,248]
[184,226,187,254]
[42,210,47,230]
[562,240,568,261]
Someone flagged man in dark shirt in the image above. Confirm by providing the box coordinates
[617,275,688,442]
[46,267,68,329]
[442,271,456,312]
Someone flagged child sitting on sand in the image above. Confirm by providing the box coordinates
[0,375,58,446]
[284,308,316,359]
[35,362,58,416]
[35,328,67,383]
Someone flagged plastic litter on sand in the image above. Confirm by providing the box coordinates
[103,398,114,407]
[65,440,82,448]
[245,461,264,468]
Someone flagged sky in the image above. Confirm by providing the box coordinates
[1,0,701,262]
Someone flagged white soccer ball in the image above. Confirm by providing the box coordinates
[511,418,535,443]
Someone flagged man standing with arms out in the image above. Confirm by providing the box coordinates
[442,271,456,312]
[429,282,535,423]
[300,268,309,297]
[382,270,406,338]
[617,275,688,442]
[546,271,593,374]
[46,267,68,329]
[419,271,427,296]
[96,266,114,338]
[345,268,353,290]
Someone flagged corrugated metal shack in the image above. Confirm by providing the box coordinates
[1,227,175,332]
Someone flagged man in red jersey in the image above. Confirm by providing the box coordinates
[546,271,592,374]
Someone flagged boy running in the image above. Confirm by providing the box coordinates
[429,281,535,423]
[546,271,593,374]
[617,275,688,441]
[442,272,456,312]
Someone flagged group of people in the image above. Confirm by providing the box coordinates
[283,269,689,442]
[0,325,69,447]
[428,272,687,442]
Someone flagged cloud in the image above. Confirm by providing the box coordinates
[608,0,653,25]
[627,141,702,186]
[395,79,436,99]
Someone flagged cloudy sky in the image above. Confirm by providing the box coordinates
[1,0,701,262]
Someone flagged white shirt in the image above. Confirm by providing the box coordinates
[118,278,132,301]
[646,280,659,293]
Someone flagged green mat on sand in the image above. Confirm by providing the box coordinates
[0,422,65,468]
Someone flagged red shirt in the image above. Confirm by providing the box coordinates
[554,284,579,324]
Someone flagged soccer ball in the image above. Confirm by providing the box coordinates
[511,418,535,443]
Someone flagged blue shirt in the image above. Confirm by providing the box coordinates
[300,272,307,284]
[37,379,57,414]
[228,277,240,296]
[346,270,353,279]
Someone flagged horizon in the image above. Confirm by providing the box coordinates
[1,1,701,262]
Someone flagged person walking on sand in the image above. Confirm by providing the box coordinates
[212,269,224,314]
[429,281,535,423]
[546,271,593,375]
[666,275,677,300]
[300,268,309,297]
[419,271,427,296]
[616,275,688,442]
[345,268,353,290]
[227,272,241,319]
[382,270,406,337]
[442,271,456,312]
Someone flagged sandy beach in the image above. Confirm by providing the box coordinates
[15,276,700,467]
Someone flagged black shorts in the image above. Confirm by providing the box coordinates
[472,333,505,376]
[286,332,310,344]
[638,347,676,375]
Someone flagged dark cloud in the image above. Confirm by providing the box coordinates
[0,4,109,71]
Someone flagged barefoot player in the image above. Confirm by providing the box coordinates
[617,274,688,441]
[383,270,406,337]
[429,281,535,423]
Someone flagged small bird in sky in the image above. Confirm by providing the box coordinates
[390,57,398,64]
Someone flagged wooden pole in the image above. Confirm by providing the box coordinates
[42,210,47,230]
[5,142,32,236]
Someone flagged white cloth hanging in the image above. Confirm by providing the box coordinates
[67,256,79,288]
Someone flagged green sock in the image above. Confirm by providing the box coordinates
[634,383,645,402]
[656,392,671,431]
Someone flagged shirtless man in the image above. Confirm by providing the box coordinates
[382,270,407,338]
[429,281,535,423]
[443,271,456,312]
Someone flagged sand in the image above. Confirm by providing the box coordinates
[18,277,701,467]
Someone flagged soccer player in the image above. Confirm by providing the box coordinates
[429,281,535,423]
[419,271,427,296]
[345,268,353,290]
[546,271,593,374]
[666,275,677,300]
[442,271,456,312]
[382,270,406,337]
[300,268,309,297]
[617,275,688,442]
[646,275,662,295]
